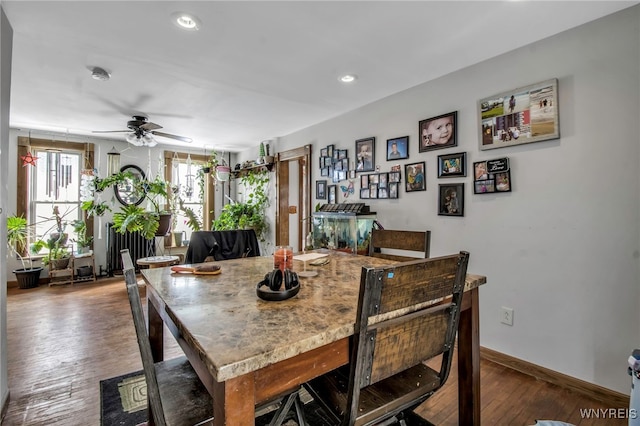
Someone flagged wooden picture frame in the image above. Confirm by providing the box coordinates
[419,111,457,152]
[404,161,426,192]
[473,158,512,194]
[479,78,559,150]
[355,137,375,172]
[437,152,467,178]
[386,136,409,160]
[316,180,327,199]
[439,183,464,216]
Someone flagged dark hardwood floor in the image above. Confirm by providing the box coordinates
[2,278,629,425]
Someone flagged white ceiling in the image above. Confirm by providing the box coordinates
[3,1,637,152]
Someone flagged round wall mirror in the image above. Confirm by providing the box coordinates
[115,165,146,206]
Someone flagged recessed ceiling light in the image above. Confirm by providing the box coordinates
[172,12,201,31]
[339,74,357,83]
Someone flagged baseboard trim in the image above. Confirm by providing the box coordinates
[480,346,629,408]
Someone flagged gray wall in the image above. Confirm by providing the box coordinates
[1,3,12,412]
[266,7,640,394]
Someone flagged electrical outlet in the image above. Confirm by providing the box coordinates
[501,307,514,326]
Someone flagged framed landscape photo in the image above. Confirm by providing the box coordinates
[437,152,467,178]
[316,180,327,199]
[386,136,409,160]
[355,137,375,172]
[479,78,559,151]
[439,183,464,217]
[419,111,457,152]
[404,161,426,192]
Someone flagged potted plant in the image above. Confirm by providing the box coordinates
[212,170,270,241]
[42,241,71,270]
[71,219,93,254]
[7,214,43,289]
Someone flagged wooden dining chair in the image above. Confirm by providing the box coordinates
[121,249,307,426]
[121,249,213,426]
[303,252,470,426]
[368,229,431,261]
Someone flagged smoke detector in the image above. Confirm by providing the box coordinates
[91,67,111,81]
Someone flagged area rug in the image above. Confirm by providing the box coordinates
[100,371,334,426]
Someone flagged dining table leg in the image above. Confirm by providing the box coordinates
[147,294,164,362]
[458,286,481,425]
[212,374,256,426]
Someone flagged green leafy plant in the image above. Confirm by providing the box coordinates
[112,204,160,240]
[7,215,36,270]
[81,200,110,217]
[71,219,93,249]
[212,170,270,241]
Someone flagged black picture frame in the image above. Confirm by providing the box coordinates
[355,137,375,172]
[389,182,399,199]
[389,171,401,183]
[437,152,467,178]
[473,158,512,194]
[316,180,327,199]
[328,185,337,204]
[320,148,328,157]
[360,188,370,199]
[115,164,146,206]
[439,183,464,216]
[327,144,334,159]
[386,136,409,160]
[419,111,457,152]
[321,167,329,177]
[361,174,369,187]
[404,161,426,192]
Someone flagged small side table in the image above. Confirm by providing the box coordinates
[136,255,180,269]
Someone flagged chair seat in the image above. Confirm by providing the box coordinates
[155,356,213,426]
[306,363,440,426]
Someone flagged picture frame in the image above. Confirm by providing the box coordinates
[316,180,327,199]
[321,167,329,177]
[404,161,426,192]
[369,184,378,199]
[328,185,337,204]
[320,148,328,157]
[437,152,467,178]
[327,144,334,159]
[360,188,370,199]
[338,149,348,160]
[355,137,375,172]
[378,187,389,199]
[438,183,464,216]
[378,173,388,189]
[388,182,399,199]
[479,78,559,151]
[389,171,401,183]
[473,158,512,194]
[361,174,369,187]
[419,111,457,152]
[386,136,409,160]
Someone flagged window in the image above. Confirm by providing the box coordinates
[30,149,82,243]
[165,151,214,244]
[16,136,94,252]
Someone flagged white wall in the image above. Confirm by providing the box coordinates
[0,3,12,413]
[270,8,640,394]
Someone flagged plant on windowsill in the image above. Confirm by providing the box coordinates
[212,169,269,242]
[7,214,43,289]
[71,219,93,254]
[42,241,71,271]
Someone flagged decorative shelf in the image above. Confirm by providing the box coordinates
[231,163,274,178]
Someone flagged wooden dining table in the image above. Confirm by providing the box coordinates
[141,251,487,425]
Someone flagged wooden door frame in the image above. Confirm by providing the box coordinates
[275,145,311,249]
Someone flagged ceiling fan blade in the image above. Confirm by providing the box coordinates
[92,130,130,133]
[140,122,162,131]
[151,130,193,143]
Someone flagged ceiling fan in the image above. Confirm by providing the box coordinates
[93,115,192,147]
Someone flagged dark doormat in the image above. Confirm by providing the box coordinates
[100,371,335,426]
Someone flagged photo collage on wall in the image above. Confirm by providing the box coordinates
[473,157,512,194]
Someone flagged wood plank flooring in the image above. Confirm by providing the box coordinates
[1,278,630,425]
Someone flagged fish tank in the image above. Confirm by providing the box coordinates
[312,203,376,255]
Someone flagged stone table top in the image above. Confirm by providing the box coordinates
[141,252,486,382]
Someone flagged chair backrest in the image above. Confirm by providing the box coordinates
[368,229,431,261]
[346,252,469,423]
[120,249,167,426]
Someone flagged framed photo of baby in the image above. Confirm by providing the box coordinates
[419,111,457,152]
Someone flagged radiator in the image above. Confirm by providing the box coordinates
[106,223,154,275]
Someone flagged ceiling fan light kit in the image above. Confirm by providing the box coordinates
[93,114,192,147]
[172,11,201,31]
[90,66,111,81]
